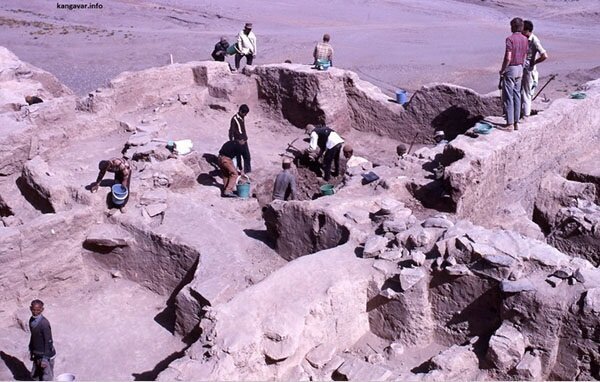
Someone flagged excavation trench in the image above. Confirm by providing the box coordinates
[83,222,206,336]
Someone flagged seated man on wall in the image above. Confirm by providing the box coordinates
[313,33,334,70]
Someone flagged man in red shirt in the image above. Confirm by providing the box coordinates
[499,17,529,131]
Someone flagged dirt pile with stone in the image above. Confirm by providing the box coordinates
[1,46,599,381]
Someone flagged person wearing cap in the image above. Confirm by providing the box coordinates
[313,34,334,68]
[342,144,369,170]
[218,139,246,197]
[211,36,230,62]
[234,23,257,71]
[306,124,344,181]
[272,157,298,201]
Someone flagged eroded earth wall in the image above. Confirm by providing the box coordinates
[249,65,501,143]
[446,79,600,227]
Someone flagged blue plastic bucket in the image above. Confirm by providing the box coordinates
[111,184,129,206]
[236,176,251,199]
[226,44,239,55]
[396,89,408,105]
[320,184,335,196]
[473,122,493,135]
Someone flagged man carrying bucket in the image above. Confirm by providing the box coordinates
[90,157,132,211]
[218,139,246,198]
[306,124,344,181]
[29,299,56,381]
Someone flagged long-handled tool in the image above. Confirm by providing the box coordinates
[286,137,300,152]
[407,132,419,155]
[532,74,556,101]
[279,137,303,159]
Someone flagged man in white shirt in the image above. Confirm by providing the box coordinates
[521,20,548,117]
[234,23,257,71]
[306,124,344,181]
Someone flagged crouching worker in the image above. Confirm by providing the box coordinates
[342,144,369,169]
[306,124,344,181]
[272,157,297,201]
[218,139,246,198]
[90,157,132,211]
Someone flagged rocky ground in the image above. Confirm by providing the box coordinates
[1,1,600,381]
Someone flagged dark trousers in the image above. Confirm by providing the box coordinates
[235,53,253,69]
[323,143,342,181]
[235,142,252,173]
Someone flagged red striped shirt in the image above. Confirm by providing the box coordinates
[506,32,528,66]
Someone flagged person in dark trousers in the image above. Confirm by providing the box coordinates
[272,157,297,201]
[211,36,230,61]
[218,139,246,197]
[234,23,257,71]
[229,104,251,173]
[28,300,56,381]
[306,124,345,181]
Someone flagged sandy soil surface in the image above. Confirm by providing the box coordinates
[0,277,184,381]
[1,0,599,100]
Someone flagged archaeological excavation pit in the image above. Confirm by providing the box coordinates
[1,31,600,382]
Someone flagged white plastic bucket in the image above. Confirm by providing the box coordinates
[56,373,76,381]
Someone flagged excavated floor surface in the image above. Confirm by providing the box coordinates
[1,15,600,379]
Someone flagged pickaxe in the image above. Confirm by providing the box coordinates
[533,74,556,101]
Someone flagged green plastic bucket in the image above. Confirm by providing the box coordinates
[320,184,335,196]
[236,175,251,199]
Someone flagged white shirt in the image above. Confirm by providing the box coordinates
[309,131,344,150]
[525,33,546,71]
[236,30,257,55]
[347,155,369,168]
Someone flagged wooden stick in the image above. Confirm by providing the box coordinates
[407,132,419,155]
